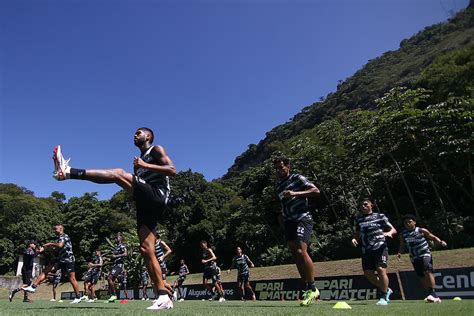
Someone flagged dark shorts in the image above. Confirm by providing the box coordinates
[22,269,33,285]
[284,219,313,244]
[160,261,168,280]
[203,265,219,283]
[412,256,434,277]
[133,176,168,231]
[362,245,388,271]
[109,265,124,281]
[176,276,186,286]
[48,274,61,286]
[59,261,75,275]
[237,272,250,283]
[85,271,100,284]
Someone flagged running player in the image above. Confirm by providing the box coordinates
[46,264,61,301]
[21,224,82,304]
[200,240,225,302]
[155,233,172,280]
[83,249,103,302]
[140,268,150,300]
[398,214,447,303]
[273,157,320,306]
[107,233,127,302]
[229,246,256,301]
[52,127,175,310]
[352,197,397,306]
[9,241,43,302]
[172,259,189,301]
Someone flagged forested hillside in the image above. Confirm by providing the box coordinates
[224,3,474,178]
[1,4,472,285]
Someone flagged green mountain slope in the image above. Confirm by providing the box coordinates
[224,4,474,179]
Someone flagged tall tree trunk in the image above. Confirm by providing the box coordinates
[387,152,420,220]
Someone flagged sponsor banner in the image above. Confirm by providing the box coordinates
[175,283,238,300]
[251,274,401,301]
[400,267,474,300]
[316,274,401,301]
[61,267,474,300]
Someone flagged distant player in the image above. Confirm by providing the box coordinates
[118,270,130,301]
[200,240,225,302]
[9,241,43,302]
[352,197,397,306]
[52,127,176,310]
[155,233,172,280]
[140,268,150,300]
[46,263,61,301]
[172,259,189,301]
[107,233,127,302]
[398,214,447,303]
[21,224,82,304]
[83,249,103,302]
[228,247,256,301]
[273,157,320,306]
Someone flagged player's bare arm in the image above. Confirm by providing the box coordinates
[397,235,406,259]
[421,228,447,247]
[159,241,172,261]
[383,226,397,238]
[351,231,360,247]
[134,145,176,176]
[202,249,217,264]
[282,183,320,198]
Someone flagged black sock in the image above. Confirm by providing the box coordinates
[305,282,316,291]
[70,168,86,180]
[428,288,437,297]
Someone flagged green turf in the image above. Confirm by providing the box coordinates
[1,299,473,316]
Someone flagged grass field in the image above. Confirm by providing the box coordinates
[1,298,473,316]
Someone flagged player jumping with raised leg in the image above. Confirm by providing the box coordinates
[52,127,176,310]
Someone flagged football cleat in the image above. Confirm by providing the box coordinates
[146,295,173,310]
[300,288,320,306]
[52,145,71,180]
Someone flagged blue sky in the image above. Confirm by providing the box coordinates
[0,0,469,200]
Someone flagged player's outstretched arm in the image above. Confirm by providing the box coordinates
[421,228,447,247]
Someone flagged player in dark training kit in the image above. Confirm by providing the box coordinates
[352,197,397,306]
[9,241,43,302]
[52,127,176,310]
[229,247,256,301]
[46,267,61,301]
[200,240,225,302]
[83,249,103,302]
[172,259,190,301]
[273,157,320,306]
[155,233,172,280]
[21,224,82,304]
[107,233,128,302]
[398,214,447,303]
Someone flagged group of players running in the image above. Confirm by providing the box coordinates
[7,127,449,310]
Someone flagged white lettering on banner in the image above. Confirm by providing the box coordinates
[315,279,353,290]
[320,289,377,300]
[255,282,284,292]
[178,288,188,298]
[258,290,300,300]
[434,271,474,290]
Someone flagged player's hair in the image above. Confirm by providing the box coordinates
[53,224,64,228]
[200,240,208,245]
[359,196,374,204]
[273,156,290,166]
[138,127,154,143]
[402,214,417,222]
